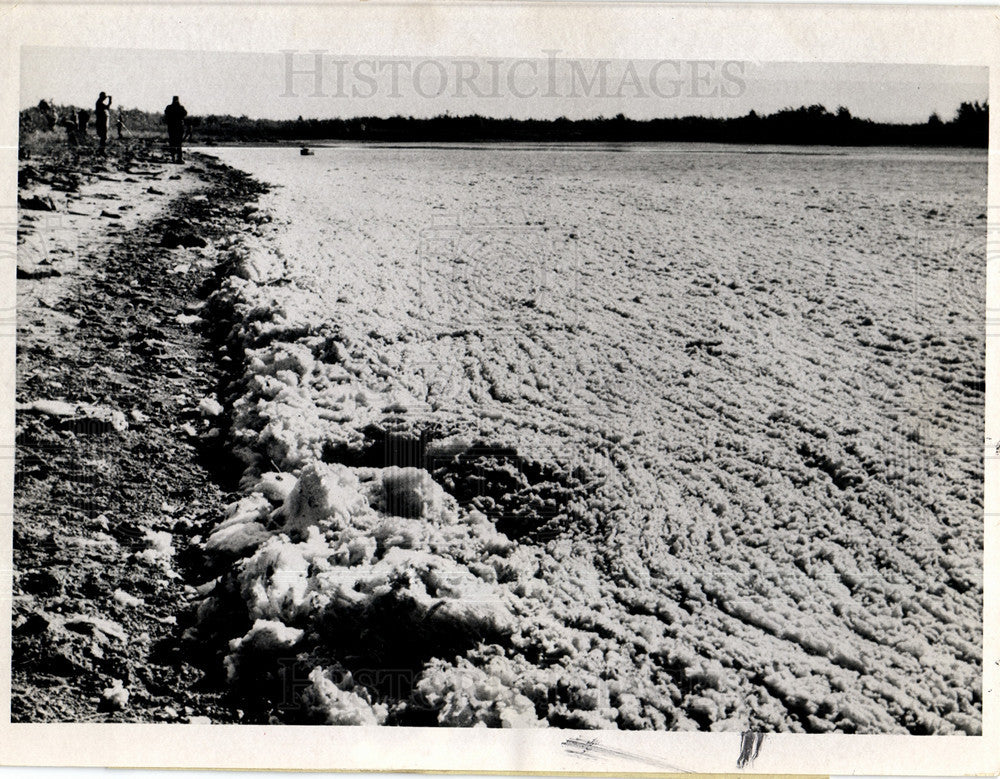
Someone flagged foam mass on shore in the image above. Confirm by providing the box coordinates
[189,146,984,732]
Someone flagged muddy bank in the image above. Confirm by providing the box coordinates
[12,145,268,722]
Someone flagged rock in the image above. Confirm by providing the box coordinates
[100,210,121,219]
[17,266,63,280]
[99,679,129,711]
[176,313,203,326]
[147,186,165,195]
[112,589,145,608]
[20,400,128,433]
[19,399,77,417]
[62,614,128,644]
[75,404,129,434]
[18,194,56,212]
[161,230,207,249]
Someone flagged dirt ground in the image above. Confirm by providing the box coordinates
[12,142,267,722]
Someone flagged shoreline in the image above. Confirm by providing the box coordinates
[12,142,986,732]
[13,145,269,722]
[191,140,989,154]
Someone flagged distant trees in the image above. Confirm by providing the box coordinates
[956,100,988,123]
[20,100,989,147]
[952,100,989,145]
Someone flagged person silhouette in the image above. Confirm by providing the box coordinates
[76,108,89,137]
[95,92,112,153]
[164,96,187,163]
[59,112,78,146]
[38,100,56,131]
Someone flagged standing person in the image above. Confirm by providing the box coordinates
[38,100,56,131]
[116,111,126,139]
[95,92,112,153]
[164,96,187,163]
[59,112,78,147]
[77,108,89,138]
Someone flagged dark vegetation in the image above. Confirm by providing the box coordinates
[21,100,989,147]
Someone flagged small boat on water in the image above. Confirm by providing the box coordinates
[300,146,314,156]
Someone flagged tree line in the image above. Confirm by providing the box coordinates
[21,100,989,147]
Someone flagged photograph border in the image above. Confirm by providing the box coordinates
[1,2,997,774]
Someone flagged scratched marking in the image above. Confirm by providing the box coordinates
[737,731,766,769]
[561,737,691,773]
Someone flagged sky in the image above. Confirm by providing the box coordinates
[20,47,988,124]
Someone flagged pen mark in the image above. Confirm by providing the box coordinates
[737,731,766,769]
[562,737,691,773]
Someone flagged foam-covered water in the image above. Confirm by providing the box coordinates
[195,144,985,731]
